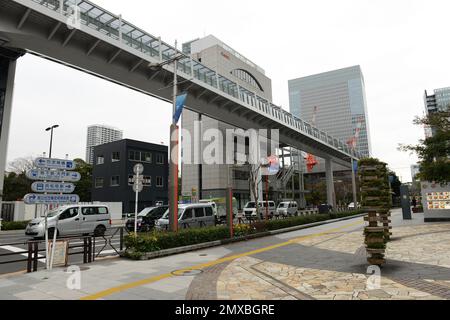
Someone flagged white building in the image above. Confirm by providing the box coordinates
[85,125,123,165]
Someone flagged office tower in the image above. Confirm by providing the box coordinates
[424,87,450,137]
[86,125,123,165]
[289,65,372,160]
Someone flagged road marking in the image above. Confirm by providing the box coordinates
[81,219,364,300]
[0,245,46,263]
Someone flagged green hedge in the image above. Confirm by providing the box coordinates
[124,210,364,259]
[0,220,30,231]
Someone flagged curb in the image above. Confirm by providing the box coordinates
[129,213,366,261]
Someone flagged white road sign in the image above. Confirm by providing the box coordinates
[134,163,144,175]
[34,158,77,171]
[26,169,81,182]
[133,183,144,193]
[24,194,80,205]
[31,182,76,194]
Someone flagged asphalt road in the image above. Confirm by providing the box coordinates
[0,227,126,275]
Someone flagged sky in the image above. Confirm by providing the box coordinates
[6,0,450,182]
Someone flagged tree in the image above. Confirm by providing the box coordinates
[3,172,32,201]
[73,158,93,202]
[400,111,450,184]
[7,157,35,174]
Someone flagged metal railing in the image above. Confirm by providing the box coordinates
[23,0,361,160]
[0,227,128,273]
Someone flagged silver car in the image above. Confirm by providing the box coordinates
[25,205,111,238]
[155,204,216,230]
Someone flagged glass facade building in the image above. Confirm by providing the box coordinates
[288,65,372,158]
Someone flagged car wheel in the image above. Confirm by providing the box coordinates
[94,225,106,237]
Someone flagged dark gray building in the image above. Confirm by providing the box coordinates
[92,139,168,213]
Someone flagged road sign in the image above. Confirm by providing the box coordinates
[31,182,76,194]
[134,163,144,175]
[131,175,144,184]
[26,169,81,182]
[24,194,80,205]
[34,158,77,171]
[133,183,143,193]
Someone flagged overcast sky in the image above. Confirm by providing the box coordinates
[6,0,450,182]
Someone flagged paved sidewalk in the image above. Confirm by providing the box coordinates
[0,209,449,300]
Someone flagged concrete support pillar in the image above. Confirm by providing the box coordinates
[249,130,263,202]
[351,158,358,207]
[0,53,19,208]
[325,158,336,208]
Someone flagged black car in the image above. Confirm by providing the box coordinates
[126,206,168,232]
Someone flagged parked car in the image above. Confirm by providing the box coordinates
[25,204,111,239]
[276,201,299,218]
[155,203,216,230]
[348,202,361,210]
[199,198,238,224]
[126,206,169,232]
[243,201,276,220]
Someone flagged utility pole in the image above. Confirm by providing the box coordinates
[169,41,179,233]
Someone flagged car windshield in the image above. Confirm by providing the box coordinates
[138,208,152,217]
[149,207,167,218]
[279,203,288,208]
[245,202,256,209]
[161,208,184,219]
[46,208,63,218]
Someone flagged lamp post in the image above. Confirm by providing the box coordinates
[149,43,184,233]
[45,125,59,159]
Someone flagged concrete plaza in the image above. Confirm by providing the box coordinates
[0,209,449,300]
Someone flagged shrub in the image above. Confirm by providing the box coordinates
[0,220,30,231]
[124,210,364,258]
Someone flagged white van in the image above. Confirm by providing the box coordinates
[276,201,299,218]
[199,198,238,224]
[243,201,276,220]
[155,203,215,230]
[25,204,111,239]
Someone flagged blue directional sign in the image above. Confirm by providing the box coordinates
[24,194,80,205]
[31,182,76,194]
[26,169,81,182]
[34,158,77,171]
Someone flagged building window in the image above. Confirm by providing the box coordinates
[111,176,120,187]
[156,154,164,164]
[112,152,120,162]
[129,150,152,163]
[143,152,152,163]
[95,177,104,188]
[97,155,105,165]
[156,176,164,188]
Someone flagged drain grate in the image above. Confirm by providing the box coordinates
[171,269,203,277]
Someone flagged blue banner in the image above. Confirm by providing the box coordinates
[173,93,187,124]
[353,160,359,173]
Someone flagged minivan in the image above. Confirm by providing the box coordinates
[25,205,111,239]
[276,201,298,218]
[155,203,216,230]
[243,201,276,220]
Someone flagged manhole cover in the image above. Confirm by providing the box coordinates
[171,269,203,277]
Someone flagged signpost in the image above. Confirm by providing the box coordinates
[133,164,144,236]
[31,182,76,194]
[24,194,80,205]
[24,157,80,270]
[26,169,81,182]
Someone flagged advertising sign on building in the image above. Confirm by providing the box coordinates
[421,182,450,222]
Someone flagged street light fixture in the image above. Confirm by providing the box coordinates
[45,125,59,159]
[148,44,184,233]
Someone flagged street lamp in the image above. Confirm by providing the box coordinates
[45,125,59,159]
[148,43,184,233]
